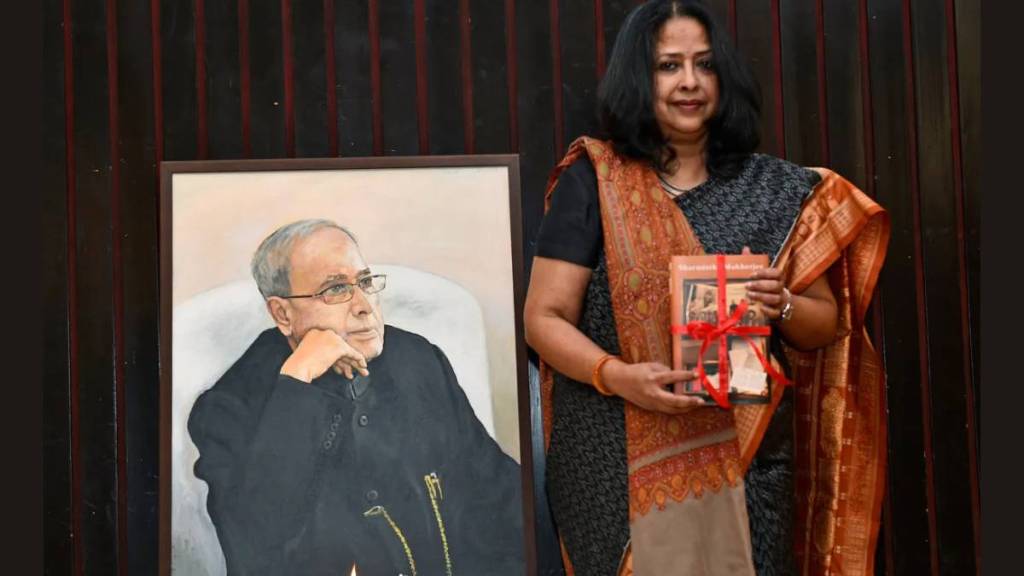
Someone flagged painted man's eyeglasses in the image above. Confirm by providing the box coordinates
[282,274,387,305]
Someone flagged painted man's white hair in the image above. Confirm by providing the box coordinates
[250,219,358,299]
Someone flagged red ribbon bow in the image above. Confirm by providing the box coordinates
[670,254,791,408]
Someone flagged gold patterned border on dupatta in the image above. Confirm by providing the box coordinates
[734,169,890,576]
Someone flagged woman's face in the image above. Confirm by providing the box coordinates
[652,16,719,145]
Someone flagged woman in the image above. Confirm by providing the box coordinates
[523,1,890,575]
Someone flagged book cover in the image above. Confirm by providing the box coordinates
[670,254,772,405]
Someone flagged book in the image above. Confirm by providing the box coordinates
[670,254,773,405]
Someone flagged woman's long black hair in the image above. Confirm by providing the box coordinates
[597,0,761,179]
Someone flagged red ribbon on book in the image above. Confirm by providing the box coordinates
[670,254,791,409]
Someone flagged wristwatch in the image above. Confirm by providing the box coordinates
[779,288,794,322]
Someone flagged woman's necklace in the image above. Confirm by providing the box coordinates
[658,174,701,197]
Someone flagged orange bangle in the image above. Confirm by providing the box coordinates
[591,354,619,396]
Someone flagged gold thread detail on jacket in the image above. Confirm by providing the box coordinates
[425,472,453,576]
[364,505,417,576]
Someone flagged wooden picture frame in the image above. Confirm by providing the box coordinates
[158,155,536,575]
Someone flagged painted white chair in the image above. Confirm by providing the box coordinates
[170,264,492,575]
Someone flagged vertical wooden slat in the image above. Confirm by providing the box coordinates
[378,0,418,155]
[281,0,295,156]
[769,0,786,158]
[814,0,830,165]
[559,0,599,149]
[44,0,73,571]
[335,0,373,157]
[727,0,737,42]
[368,0,383,155]
[459,0,474,154]
[549,0,563,158]
[274,0,290,155]
[942,7,978,567]
[65,5,83,572]
[910,0,976,572]
[505,0,518,152]
[705,0,729,36]
[238,0,251,157]
[194,0,207,159]
[151,0,162,162]
[944,1,979,568]
[857,0,876,198]
[822,0,865,186]
[116,0,159,570]
[601,1,632,74]
[104,1,128,573]
[736,0,782,157]
[423,0,463,155]
[413,0,430,153]
[71,0,118,571]
[881,487,896,575]
[955,0,980,417]
[160,0,196,160]
[324,0,338,156]
[291,0,329,157]
[954,0,981,566]
[469,0,510,154]
[248,0,284,158]
[901,0,940,573]
[865,1,932,572]
[780,0,823,166]
[204,0,243,158]
[158,176,171,576]
[151,0,166,565]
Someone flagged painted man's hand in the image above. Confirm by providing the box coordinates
[279,328,369,383]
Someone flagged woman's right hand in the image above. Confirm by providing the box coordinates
[601,359,706,414]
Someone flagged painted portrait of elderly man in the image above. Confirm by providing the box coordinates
[187,219,523,575]
[162,160,527,576]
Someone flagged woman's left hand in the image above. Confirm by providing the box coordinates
[740,246,790,322]
[738,246,840,350]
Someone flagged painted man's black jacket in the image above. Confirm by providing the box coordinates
[188,325,524,576]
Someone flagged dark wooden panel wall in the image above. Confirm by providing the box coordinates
[43,0,980,574]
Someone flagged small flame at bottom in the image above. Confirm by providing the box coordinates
[349,565,357,576]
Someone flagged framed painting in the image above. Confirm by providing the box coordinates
[158,155,536,576]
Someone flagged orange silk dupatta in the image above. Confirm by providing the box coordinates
[539,138,890,576]
[765,166,891,576]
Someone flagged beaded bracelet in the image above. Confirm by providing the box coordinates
[591,354,619,396]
